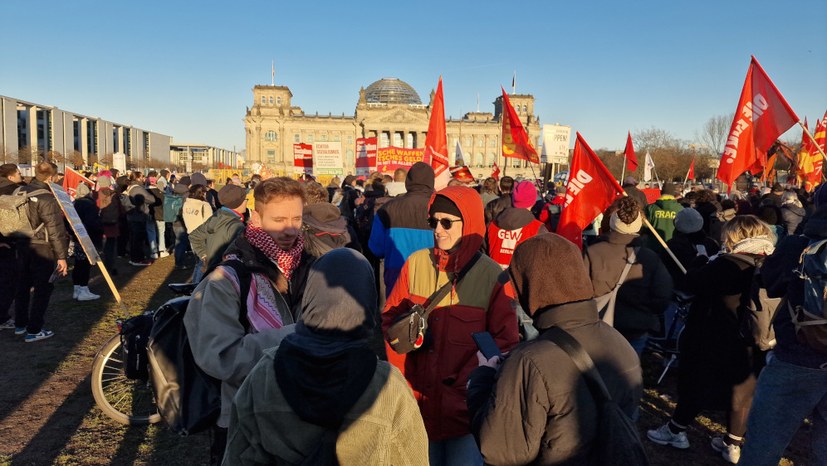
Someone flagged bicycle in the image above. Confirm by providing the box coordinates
[90,282,197,425]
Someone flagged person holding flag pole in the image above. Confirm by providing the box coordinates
[557,132,687,275]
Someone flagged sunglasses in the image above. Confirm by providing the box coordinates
[428,217,462,230]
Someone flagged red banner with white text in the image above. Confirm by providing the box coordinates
[355,137,378,177]
[293,143,313,175]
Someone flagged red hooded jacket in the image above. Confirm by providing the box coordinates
[382,186,519,441]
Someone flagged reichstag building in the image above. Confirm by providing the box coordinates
[244,77,542,178]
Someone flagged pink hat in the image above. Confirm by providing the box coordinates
[512,180,537,209]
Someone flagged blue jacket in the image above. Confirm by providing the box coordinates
[367,163,434,296]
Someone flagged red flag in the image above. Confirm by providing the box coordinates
[798,119,822,187]
[623,131,638,172]
[501,87,539,164]
[449,165,475,183]
[425,77,449,190]
[815,110,827,155]
[62,167,94,200]
[687,158,695,181]
[717,56,799,187]
[490,162,500,181]
[556,133,625,248]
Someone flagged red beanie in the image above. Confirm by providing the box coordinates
[512,181,537,209]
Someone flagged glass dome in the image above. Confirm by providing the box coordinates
[364,78,422,105]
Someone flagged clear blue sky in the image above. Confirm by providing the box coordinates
[2,0,825,152]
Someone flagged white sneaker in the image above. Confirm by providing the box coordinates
[159,251,170,258]
[0,318,15,330]
[73,285,80,299]
[647,423,690,449]
[76,287,100,301]
[711,436,741,464]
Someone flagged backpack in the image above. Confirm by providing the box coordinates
[542,327,649,466]
[353,197,377,243]
[788,238,827,353]
[120,314,154,380]
[724,254,782,351]
[147,260,252,436]
[163,194,185,223]
[0,187,50,239]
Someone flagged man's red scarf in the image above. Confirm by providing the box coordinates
[244,225,304,279]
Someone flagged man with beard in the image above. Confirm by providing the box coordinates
[185,177,315,464]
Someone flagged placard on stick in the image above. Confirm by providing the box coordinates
[49,183,121,303]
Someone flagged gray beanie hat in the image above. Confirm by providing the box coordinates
[675,208,704,234]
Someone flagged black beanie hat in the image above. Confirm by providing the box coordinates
[429,194,462,218]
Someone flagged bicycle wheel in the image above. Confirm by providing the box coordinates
[91,334,161,425]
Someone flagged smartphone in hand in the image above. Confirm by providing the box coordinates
[472,331,502,360]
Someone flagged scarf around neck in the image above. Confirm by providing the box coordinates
[244,225,304,280]
[729,236,775,256]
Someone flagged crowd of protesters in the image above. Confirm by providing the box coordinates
[1,161,825,465]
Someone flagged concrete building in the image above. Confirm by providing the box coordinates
[170,142,241,172]
[243,77,543,179]
[0,95,171,168]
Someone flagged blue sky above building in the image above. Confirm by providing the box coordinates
[2,0,825,152]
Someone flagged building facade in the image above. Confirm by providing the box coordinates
[0,95,171,169]
[170,142,241,172]
[244,78,543,179]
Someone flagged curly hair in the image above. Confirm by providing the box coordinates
[695,189,716,204]
[302,181,329,205]
[614,197,641,224]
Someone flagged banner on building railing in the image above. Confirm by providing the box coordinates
[377,146,427,173]
[293,143,313,174]
[355,137,378,176]
[313,142,343,175]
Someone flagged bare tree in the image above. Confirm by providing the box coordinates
[695,114,734,157]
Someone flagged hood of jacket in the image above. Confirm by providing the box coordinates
[303,203,348,234]
[274,249,378,429]
[491,207,536,230]
[405,162,435,194]
[509,233,594,315]
[782,204,806,219]
[429,186,485,272]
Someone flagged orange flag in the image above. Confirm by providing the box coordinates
[556,133,625,249]
[624,131,638,172]
[425,77,449,190]
[798,118,822,187]
[717,56,799,187]
[815,110,827,155]
[501,87,539,164]
[762,153,778,183]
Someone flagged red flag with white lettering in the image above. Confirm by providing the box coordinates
[556,132,625,248]
[717,56,799,187]
[425,77,450,190]
[624,131,638,172]
[62,167,94,200]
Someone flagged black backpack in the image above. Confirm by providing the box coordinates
[147,260,252,436]
[120,314,154,380]
[723,254,782,351]
[542,327,649,466]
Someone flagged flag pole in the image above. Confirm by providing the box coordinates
[620,153,627,184]
[622,192,687,274]
[799,121,827,163]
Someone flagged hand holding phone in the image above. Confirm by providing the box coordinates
[472,331,502,360]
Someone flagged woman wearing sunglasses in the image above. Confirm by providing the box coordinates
[382,185,519,466]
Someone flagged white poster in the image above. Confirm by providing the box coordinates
[541,124,571,165]
[112,152,127,172]
[313,141,343,175]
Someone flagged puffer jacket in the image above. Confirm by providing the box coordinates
[381,186,519,442]
[467,264,641,466]
[584,230,673,336]
[23,179,69,259]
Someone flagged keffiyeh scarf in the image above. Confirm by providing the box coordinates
[244,225,304,280]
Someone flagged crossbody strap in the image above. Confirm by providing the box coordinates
[542,327,612,404]
[421,251,482,319]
